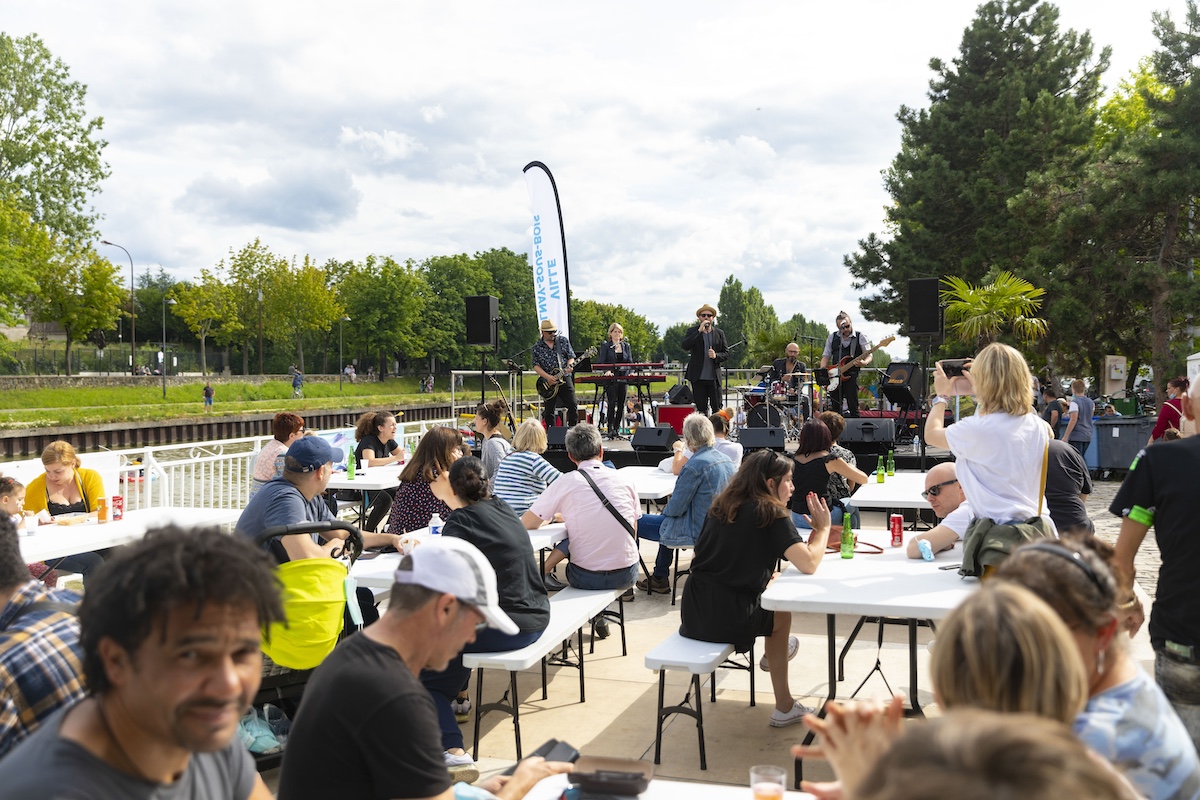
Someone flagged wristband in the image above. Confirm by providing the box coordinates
[1127,505,1155,527]
[930,395,949,406]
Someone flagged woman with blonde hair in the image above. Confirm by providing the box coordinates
[492,419,562,515]
[598,322,632,438]
[924,343,1053,534]
[24,440,106,581]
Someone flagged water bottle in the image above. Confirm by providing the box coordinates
[429,513,444,536]
[840,518,854,559]
[346,446,355,480]
[886,450,895,476]
[911,433,921,454]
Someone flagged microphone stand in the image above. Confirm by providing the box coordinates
[724,338,746,414]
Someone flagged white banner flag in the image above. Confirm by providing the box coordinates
[523,161,571,339]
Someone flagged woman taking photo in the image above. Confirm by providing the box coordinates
[789,418,868,529]
[679,449,832,728]
[354,411,402,467]
[492,419,561,515]
[598,322,632,438]
[1149,376,1191,444]
[924,343,1052,533]
[24,440,106,581]
[251,412,304,498]
[385,426,463,533]
[425,456,550,780]
[474,399,512,485]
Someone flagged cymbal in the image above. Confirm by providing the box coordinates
[756,365,772,375]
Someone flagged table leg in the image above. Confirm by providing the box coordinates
[908,618,923,716]
[794,613,838,790]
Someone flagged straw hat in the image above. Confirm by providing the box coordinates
[696,304,718,317]
[539,319,558,333]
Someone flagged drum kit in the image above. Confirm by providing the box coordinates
[734,366,813,441]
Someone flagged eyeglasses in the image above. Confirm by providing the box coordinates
[700,313,714,318]
[920,478,958,500]
[839,324,852,331]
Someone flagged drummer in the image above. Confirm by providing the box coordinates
[768,343,807,418]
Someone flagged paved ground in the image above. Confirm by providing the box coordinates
[1089,477,1161,599]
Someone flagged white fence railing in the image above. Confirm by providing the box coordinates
[103,418,458,512]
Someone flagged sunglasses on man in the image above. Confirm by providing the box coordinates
[921,478,958,500]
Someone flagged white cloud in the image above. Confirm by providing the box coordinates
[420,105,445,124]
[338,127,425,162]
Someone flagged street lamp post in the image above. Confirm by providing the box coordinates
[100,241,135,374]
[339,315,350,391]
[162,297,177,399]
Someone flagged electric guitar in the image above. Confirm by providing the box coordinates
[536,346,598,400]
[827,335,896,391]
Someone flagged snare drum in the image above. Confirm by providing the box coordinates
[745,380,768,408]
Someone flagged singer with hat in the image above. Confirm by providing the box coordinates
[277,536,572,799]
[532,318,579,428]
[682,303,729,417]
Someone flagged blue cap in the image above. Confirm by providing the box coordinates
[284,436,344,473]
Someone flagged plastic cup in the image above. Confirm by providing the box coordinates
[750,765,786,799]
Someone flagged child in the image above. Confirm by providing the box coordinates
[0,475,27,530]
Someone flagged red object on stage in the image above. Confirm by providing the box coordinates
[656,404,695,434]
[576,374,668,385]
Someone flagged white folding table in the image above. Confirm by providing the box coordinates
[325,464,404,522]
[845,471,930,512]
[20,506,242,563]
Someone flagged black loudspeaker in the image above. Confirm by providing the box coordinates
[739,427,786,451]
[546,426,568,451]
[840,418,896,445]
[667,384,694,405]
[631,426,680,452]
[908,278,942,340]
[881,362,920,407]
[465,295,499,347]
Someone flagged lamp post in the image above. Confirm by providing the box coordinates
[100,240,135,374]
[162,296,176,399]
[339,315,350,391]
[257,283,264,375]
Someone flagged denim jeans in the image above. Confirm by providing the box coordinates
[53,551,104,584]
[565,562,638,591]
[637,514,674,578]
[791,506,846,531]
[1156,648,1200,754]
[422,626,544,751]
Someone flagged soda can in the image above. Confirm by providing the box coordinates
[890,514,904,547]
[111,495,124,522]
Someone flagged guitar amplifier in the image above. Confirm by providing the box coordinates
[631,425,680,452]
[655,404,694,435]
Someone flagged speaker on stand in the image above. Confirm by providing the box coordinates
[465,295,500,407]
[907,278,943,472]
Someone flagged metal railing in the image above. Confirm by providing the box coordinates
[105,418,457,512]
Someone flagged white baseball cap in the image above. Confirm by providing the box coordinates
[392,537,518,635]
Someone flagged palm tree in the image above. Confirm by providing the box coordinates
[940,271,1048,350]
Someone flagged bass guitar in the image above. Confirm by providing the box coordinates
[536,346,598,400]
[828,335,896,391]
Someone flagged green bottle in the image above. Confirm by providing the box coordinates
[346,446,355,480]
[841,517,855,559]
[876,460,885,483]
[886,450,895,476]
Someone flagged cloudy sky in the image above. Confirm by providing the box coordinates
[6,1,1176,357]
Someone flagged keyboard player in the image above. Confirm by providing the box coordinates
[598,322,632,438]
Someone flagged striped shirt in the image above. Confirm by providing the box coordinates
[493,451,561,515]
[0,582,85,757]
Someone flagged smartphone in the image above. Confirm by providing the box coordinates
[940,358,971,377]
[500,739,580,775]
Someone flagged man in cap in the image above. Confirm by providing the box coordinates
[276,537,572,799]
[682,303,729,417]
[532,318,579,428]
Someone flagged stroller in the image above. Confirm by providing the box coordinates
[249,520,364,770]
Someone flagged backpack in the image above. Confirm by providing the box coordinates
[958,439,1052,579]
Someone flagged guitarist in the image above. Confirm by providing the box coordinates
[681,303,728,416]
[820,311,871,418]
[532,318,579,428]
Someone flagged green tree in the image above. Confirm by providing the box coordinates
[717,275,780,369]
[0,197,47,323]
[262,254,343,372]
[478,247,538,358]
[940,271,1048,349]
[416,254,493,374]
[0,33,109,241]
[32,246,123,375]
[660,321,690,365]
[844,0,1109,328]
[172,267,238,375]
[340,255,426,375]
[222,239,282,374]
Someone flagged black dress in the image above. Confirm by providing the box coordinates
[679,501,802,651]
[789,454,835,516]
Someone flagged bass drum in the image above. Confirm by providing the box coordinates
[747,403,783,428]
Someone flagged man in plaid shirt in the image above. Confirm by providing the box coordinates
[0,514,85,756]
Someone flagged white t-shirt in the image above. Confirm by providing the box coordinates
[944,412,1054,526]
[940,499,972,537]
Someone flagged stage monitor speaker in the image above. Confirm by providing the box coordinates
[738,427,786,452]
[464,295,499,347]
[840,418,896,446]
[667,383,693,405]
[881,362,920,408]
[908,278,942,340]
[546,426,568,451]
[631,425,680,452]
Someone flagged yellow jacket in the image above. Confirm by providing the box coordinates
[24,467,106,515]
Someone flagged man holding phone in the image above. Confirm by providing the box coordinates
[681,304,728,417]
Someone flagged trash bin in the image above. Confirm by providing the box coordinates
[1095,417,1146,472]
[1111,397,1138,416]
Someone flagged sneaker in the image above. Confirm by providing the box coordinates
[543,572,568,592]
[759,635,799,671]
[445,751,480,784]
[636,576,670,595]
[620,588,636,602]
[593,617,611,639]
[451,696,471,723]
[769,700,814,728]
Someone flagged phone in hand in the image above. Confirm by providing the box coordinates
[940,358,971,377]
[500,739,580,775]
